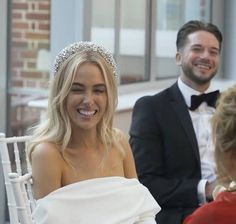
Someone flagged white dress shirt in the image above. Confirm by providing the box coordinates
[178,78,217,204]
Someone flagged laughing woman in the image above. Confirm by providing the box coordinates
[27,41,160,224]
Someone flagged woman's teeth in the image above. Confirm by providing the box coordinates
[77,109,97,116]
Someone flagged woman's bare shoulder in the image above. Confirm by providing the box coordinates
[31,142,64,199]
[113,129,137,178]
[113,128,127,140]
[113,128,129,148]
[31,142,62,162]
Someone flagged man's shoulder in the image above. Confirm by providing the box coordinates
[138,83,176,102]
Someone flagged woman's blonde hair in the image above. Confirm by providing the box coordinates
[212,85,236,185]
[27,42,123,160]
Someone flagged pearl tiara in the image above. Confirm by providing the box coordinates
[52,41,117,78]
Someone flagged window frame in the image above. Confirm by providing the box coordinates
[0,1,8,223]
[0,0,8,133]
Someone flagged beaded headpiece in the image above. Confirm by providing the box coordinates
[52,41,117,78]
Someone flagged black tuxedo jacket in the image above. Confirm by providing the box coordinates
[129,82,202,224]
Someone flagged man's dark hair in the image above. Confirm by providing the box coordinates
[176,20,223,51]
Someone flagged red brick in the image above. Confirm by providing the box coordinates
[26,13,50,21]
[25,32,50,40]
[21,71,44,79]
[12,79,24,87]
[12,2,28,10]
[12,41,28,48]
[39,2,50,11]
[12,12,23,19]
[21,50,37,58]
[12,22,29,30]
[11,32,22,38]
[12,60,24,67]
[38,23,50,30]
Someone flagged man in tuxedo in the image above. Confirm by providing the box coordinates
[129,20,223,224]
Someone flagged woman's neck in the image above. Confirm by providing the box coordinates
[69,129,100,150]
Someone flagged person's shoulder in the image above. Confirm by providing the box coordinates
[113,128,135,158]
[113,128,127,142]
[155,82,177,98]
[134,94,156,107]
[31,142,62,162]
[135,84,175,105]
[113,129,129,149]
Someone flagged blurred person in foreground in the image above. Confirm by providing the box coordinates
[129,20,222,224]
[183,84,236,224]
[27,41,160,224]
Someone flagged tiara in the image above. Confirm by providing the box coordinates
[52,41,117,78]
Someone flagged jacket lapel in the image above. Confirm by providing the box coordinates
[168,82,200,162]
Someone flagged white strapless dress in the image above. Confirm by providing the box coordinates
[33,176,161,224]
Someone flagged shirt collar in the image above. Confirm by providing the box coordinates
[177,77,215,108]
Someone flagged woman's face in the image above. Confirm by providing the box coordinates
[66,62,107,132]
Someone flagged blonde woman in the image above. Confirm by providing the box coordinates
[27,42,160,224]
[183,85,236,224]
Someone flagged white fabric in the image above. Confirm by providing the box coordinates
[178,78,217,204]
[33,176,161,224]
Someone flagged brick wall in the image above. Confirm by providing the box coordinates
[9,0,51,136]
[10,0,51,89]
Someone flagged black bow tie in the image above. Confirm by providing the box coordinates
[189,90,220,111]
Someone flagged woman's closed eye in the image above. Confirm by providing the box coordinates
[94,88,106,94]
[93,84,106,94]
[70,83,106,94]
[70,83,84,93]
[71,87,84,93]
[70,87,106,95]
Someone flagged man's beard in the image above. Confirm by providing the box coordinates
[181,63,217,85]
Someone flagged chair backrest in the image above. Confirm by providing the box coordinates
[0,133,34,224]
[9,172,35,224]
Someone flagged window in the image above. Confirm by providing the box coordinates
[88,0,212,85]
[154,0,211,79]
[90,0,148,84]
